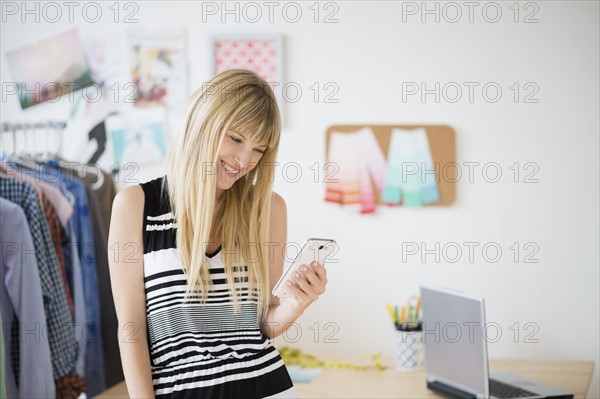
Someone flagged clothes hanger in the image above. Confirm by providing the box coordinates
[32,122,50,163]
[2,122,63,170]
[0,122,11,158]
[12,123,41,170]
[35,121,64,163]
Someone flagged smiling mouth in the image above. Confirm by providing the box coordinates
[221,160,240,176]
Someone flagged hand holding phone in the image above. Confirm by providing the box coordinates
[272,238,337,298]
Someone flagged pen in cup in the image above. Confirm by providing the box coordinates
[386,295,422,331]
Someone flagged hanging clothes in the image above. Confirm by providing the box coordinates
[0,161,88,379]
[86,167,116,236]
[0,161,75,311]
[81,171,123,387]
[0,165,87,399]
[55,159,122,387]
[0,197,55,398]
[0,319,6,398]
[1,141,118,397]
[0,181,74,396]
[41,193,75,318]
[2,159,107,397]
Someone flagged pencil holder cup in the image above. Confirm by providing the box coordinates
[393,323,425,372]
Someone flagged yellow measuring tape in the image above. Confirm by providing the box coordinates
[279,346,387,370]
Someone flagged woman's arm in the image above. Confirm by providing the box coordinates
[260,193,327,339]
[107,185,155,398]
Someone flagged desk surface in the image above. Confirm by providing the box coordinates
[96,358,594,398]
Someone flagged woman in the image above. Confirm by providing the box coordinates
[108,69,328,398]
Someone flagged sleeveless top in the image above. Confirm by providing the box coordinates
[140,176,294,398]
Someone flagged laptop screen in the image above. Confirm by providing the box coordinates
[420,286,490,397]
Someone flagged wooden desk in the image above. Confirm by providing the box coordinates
[97,358,594,398]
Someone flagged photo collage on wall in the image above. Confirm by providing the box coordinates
[5,29,290,173]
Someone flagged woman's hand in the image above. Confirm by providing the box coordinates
[282,261,328,315]
[260,261,327,339]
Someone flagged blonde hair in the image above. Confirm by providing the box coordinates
[163,69,281,321]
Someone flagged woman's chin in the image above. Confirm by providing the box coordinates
[216,176,236,190]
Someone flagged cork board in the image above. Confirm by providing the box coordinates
[325,125,456,206]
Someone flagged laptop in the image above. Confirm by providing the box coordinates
[419,286,574,399]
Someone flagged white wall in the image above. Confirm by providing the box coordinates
[2,1,598,396]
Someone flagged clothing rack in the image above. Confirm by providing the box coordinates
[1,120,67,156]
[1,121,122,397]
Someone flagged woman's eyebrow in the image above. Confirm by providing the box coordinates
[232,130,268,149]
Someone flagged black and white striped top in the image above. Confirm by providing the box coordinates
[140,176,295,399]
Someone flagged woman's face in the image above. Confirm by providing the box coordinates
[216,129,267,191]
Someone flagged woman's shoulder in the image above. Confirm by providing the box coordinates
[114,177,161,203]
[270,191,287,227]
[112,184,145,217]
[112,176,168,225]
[271,191,286,211]
[117,183,145,199]
[135,175,170,214]
[109,185,145,246]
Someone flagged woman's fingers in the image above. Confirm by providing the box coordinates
[286,280,309,301]
[292,270,313,295]
[299,265,326,295]
[304,262,327,292]
[291,265,324,299]
[298,265,319,286]
[311,262,328,287]
[285,262,329,305]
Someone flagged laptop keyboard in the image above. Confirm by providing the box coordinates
[489,379,538,398]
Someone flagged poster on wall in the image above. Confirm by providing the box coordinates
[6,28,94,109]
[325,126,448,214]
[209,34,285,125]
[106,109,169,167]
[62,91,119,172]
[129,29,188,110]
[82,29,130,94]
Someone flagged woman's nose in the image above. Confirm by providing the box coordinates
[234,151,257,171]
[233,153,250,169]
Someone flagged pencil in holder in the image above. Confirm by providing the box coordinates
[393,322,425,372]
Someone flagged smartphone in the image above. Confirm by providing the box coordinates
[272,238,338,298]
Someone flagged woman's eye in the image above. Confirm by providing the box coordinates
[230,135,264,153]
